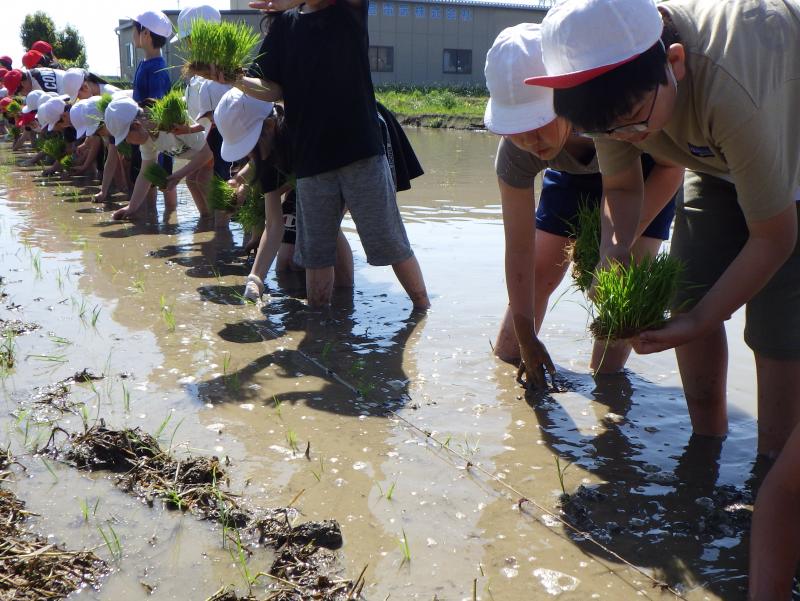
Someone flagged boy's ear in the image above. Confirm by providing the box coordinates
[667,43,686,81]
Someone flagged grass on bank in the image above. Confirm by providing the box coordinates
[589,253,683,341]
[375,85,487,120]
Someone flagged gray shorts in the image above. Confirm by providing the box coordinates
[294,154,414,269]
[670,170,800,359]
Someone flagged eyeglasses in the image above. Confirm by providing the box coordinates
[583,64,674,138]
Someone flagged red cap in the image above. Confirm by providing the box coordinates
[22,50,44,70]
[0,68,7,82]
[31,41,53,55]
[3,69,22,95]
[16,111,36,127]
[0,97,12,111]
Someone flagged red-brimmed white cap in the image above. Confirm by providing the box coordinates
[484,23,555,135]
[526,0,663,89]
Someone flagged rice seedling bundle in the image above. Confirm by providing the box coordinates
[61,154,74,170]
[147,89,188,132]
[8,126,21,140]
[569,201,601,293]
[42,136,67,161]
[232,184,264,231]
[6,100,22,118]
[180,19,261,81]
[142,163,169,189]
[116,141,133,159]
[589,253,683,341]
[96,93,114,116]
[207,176,238,212]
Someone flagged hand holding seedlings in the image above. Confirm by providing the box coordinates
[631,311,702,354]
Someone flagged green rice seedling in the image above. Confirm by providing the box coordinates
[96,93,114,115]
[42,136,67,161]
[41,456,59,482]
[286,429,299,453]
[79,498,90,522]
[0,332,14,375]
[386,481,397,501]
[116,141,133,159]
[61,154,74,171]
[8,125,21,140]
[98,522,122,561]
[232,184,264,231]
[31,251,42,278]
[207,176,237,212]
[180,19,261,81]
[155,413,173,440]
[147,88,189,132]
[143,163,169,189]
[132,274,145,293]
[122,382,131,413]
[160,295,176,332]
[91,305,101,328]
[27,353,68,363]
[399,529,411,565]
[589,253,683,341]
[165,488,185,511]
[554,456,572,502]
[569,201,601,293]
[48,334,71,346]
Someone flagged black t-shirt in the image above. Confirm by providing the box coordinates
[250,1,383,178]
[258,156,289,194]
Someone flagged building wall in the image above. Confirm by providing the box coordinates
[118,5,546,86]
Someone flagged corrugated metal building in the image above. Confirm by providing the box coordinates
[117,0,553,86]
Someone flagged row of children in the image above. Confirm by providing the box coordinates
[1,3,430,312]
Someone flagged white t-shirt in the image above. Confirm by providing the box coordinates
[29,68,66,95]
[140,128,206,162]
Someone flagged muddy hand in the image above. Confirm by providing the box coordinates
[516,337,556,391]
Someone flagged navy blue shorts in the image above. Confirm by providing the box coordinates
[536,155,677,241]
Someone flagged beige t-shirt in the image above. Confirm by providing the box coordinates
[140,129,206,162]
[495,136,599,189]
[595,0,800,222]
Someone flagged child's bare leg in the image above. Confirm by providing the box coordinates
[392,255,430,310]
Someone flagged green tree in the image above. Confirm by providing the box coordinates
[20,11,56,51]
[55,25,87,68]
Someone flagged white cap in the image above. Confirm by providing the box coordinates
[0,89,7,100]
[62,68,86,102]
[527,0,663,89]
[105,96,140,144]
[71,96,104,138]
[484,24,556,135]
[214,87,273,162]
[22,90,54,114]
[37,94,70,131]
[172,5,222,42]
[196,78,231,121]
[133,10,174,40]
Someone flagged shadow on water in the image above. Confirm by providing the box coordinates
[196,285,425,418]
[525,370,755,598]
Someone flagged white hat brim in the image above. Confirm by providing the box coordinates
[483,96,556,135]
[220,125,261,163]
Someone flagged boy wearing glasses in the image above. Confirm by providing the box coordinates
[528,0,800,460]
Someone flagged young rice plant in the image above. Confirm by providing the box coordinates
[142,163,169,190]
[569,201,601,293]
[179,19,261,81]
[589,253,683,341]
[147,88,189,132]
[208,176,238,212]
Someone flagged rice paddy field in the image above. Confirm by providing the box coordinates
[0,129,768,600]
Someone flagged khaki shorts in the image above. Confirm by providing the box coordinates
[670,170,800,359]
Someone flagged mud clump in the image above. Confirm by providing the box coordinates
[0,451,107,598]
[0,319,40,336]
[50,425,362,599]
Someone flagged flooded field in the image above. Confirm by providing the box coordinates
[0,128,761,600]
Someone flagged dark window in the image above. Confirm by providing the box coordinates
[443,49,472,74]
[369,46,394,72]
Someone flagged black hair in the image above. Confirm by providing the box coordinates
[86,72,109,85]
[133,21,168,49]
[0,59,11,69]
[250,104,291,186]
[553,36,670,133]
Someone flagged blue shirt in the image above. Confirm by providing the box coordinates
[132,56,171,102]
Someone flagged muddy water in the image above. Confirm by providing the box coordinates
[0,129,759,600]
